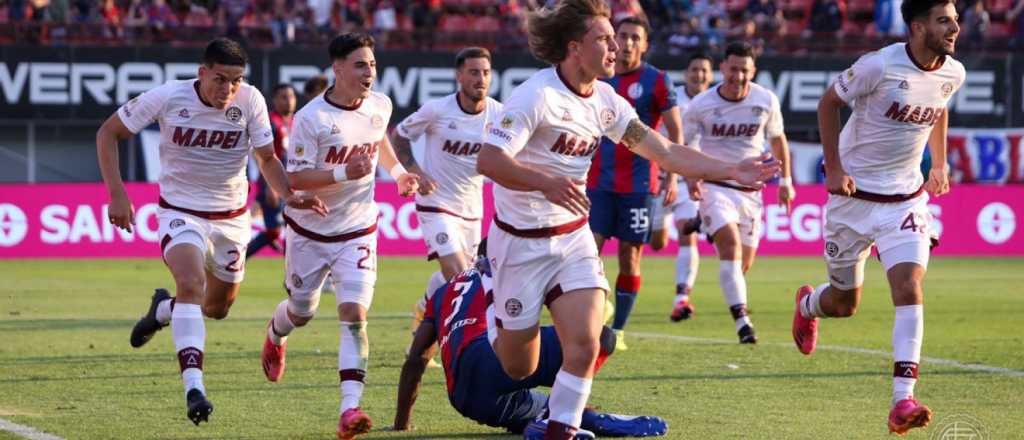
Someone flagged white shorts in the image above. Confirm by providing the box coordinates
[487,221,608,330]
[651,181,699,231]
[699,184,763,248]
[157,207,250,284]
[417,209,481,260]
[284,226,378,313]
[824,194,931,283]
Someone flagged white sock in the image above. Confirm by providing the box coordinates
[548,370,593,429]
[676,245,699,290]
[800,283,829,319]
[155,298,173,324]
[485,301,498,346]
[269,300,295,345]
[171,303,205,396]
[892,305,923,403]
[338,321,368,412]
[719,260,750,330]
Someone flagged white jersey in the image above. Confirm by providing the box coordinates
[683,82,784,186]
[484,67,638,229]
[285,89,393,235]
[396,93,503,219]
[832,43,966,195]
[117,79,273,212]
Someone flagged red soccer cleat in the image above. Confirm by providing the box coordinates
[888,397,932,435]
[337,407,372,440]
[669,297,695,322]
[792,285,818,355]
[261,322,287,382]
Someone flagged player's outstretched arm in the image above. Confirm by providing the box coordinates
[394,320,438,431]
[924,109,950,197]
[96,113,136,233]
[253,145,327,216]
[378,135,420,197]
[818,87,856,196]
[622,119,780,188]
[477,144,591,216]
[390,130,437,195]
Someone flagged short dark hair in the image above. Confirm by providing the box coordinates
[272,83,295,97]
[303,75,328,98]
[328,33,375,61]
[203,38,248,67]
[723,41,755,60]
[455,47,492,68]
[687,51,713,67]
[615,16,650,40]
[901,0,955,32]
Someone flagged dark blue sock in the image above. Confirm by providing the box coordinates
[612,274,641,330]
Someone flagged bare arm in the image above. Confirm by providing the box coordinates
[659,106,683,205]
[394,320,439,431]
[476,145,590,216]
[390,129,436,195]
[770,135,796,213]
[96,113,136,232]
[378,135,420,197]
[924,109,950,197]
[818,86,857,195]
[254,145,328,216]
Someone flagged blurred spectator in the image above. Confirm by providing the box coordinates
[692,0,725,31]
[728,13,756,38]
[473,6,501,32]
[667,15,702,55]
[960,0,989,48]
[270,0,294,46]
[123,0,148,38]
[705,15,724,49]
[72,0,92,22]
[410,0,440,48]
[611,0,645,23]
[147,0,176,30]
[1009,0,1024,48]
[371,0,396,34]
[101,0,123,37]
[218,0,249,36]
[181,3,214,27]
[874,0,905,36]
[9,0,27,22]
[747,0,784,35]
[308,0,330,31]
[804,0,845,36]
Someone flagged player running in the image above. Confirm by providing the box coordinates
[652,52,714,322]
[682,42,794,344]
[393,251,668,438]
[99,38,325,425]
[247,83,297,258]
[791,0,964,434]
[478,1,780,437]
[586,16,682,351]
[257,33,419,440]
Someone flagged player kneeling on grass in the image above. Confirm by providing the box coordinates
[393,249,668,439]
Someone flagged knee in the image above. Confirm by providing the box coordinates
[562,338,600,371]
[831,295,859,318]
[203,304,231,320]
[893,277,922,299]
[291,313,313,327]
[501,362,537,381]
[175,275,205,299]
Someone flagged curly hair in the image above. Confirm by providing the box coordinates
[527,0,610,65]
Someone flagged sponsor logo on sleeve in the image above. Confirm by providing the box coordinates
[504,298,523,317]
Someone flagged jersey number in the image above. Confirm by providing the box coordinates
[900,213,924,234]
[630,208,650,234]
[356,245,376,271]
[225,249,243,273]
[442,282,472,327]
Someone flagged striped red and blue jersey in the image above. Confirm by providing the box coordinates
[587,63,677,194]
[423,268,491,395]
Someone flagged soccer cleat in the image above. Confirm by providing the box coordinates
[337,407,372,440]
[792,285,819,355]
[130,288,171,348]
[887,397,932,435]
[261,322,287,382]
[523,419,595,440]
[614,329,628,351]
[737,324,757,344]
[669,298,695,322]
[586,412,669,437]
[185,388,213,426]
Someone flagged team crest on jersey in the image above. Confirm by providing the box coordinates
[627,82,644,99]
[371,115,384,128]
[225,106,242,123]
[500,115,513,129]
[825,241,839,257]
[178,108,190,119]
[169,218,185,229]
[505,298,523,317]
[291,273,303,288]
[600,109,615,128]
[436,232,449,245]
[898,80,910,90]
[330,124,340,135]
[941,82,954,98]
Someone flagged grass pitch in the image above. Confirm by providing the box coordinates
[1,256,1022,439]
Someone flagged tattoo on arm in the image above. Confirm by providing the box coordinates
[621,119,650,149]
[393,135,418,169]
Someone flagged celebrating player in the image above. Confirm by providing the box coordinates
[585,16,682,350]
[791,0,964,434]
[247,83,297,258]
[477,1,780,437]
[257,33,419,440]
[682,42,793,344]
[391,47,503,340]
[98,38,325,425]
[654,52,714,322]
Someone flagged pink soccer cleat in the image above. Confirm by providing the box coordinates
[887,397,932,436]
[669,297,695,322]
[337,407,372,440]
[792,285,818,355]
[261,322,287,382]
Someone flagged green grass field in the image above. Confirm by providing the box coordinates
[1,256,1022,440]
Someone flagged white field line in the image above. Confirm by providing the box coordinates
[0,418,65,440]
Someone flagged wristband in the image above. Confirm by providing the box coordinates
[389,164,408,180]
[778,177,792,187]
[332,166,348,182]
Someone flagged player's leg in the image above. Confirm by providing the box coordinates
[586,189,615,253]
[709,222,756,343]
[610,240,642,349]
[246,195,283,259]
[670,189,700,321]
[334,234,378,440]
[163,242,215,425]
[647,192,670,251]
[546,288,604,439]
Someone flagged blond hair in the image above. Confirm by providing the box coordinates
[527,0,611,65]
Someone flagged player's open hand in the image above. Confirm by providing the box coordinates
[541,176,590,216]
[825,170,857,196]
[661,177,678,206]
[686,178,704,201]
[345,153,374,180]
[285,193,328,217]
[415,171,437,196]
[924,166,950,197]
[778,184,795,215]
[397,172,420,197]
[107,192,136,233]
[734,153,780,189]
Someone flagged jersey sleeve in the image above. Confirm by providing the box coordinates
[117,84,169,134]
[657,71,678,113]
[247,88,275,150]
[682,101,703,146]
[395,98,436,141]
[484,87,542,156]
[286,112,321,172]
[765,93,785,139]
[833,51,885,104]
[603,93,640,143]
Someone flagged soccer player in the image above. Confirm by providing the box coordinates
[791,0,964,434]
[477,1,780,437]
[655,52,714,322]
[393,254,668,438]
[391,47,502,336]
[585,16,682,350]
[247,83,297,258]
[257,33,419,440]
[681,42,793,344]
[303,74,329,105]
[98,38,325,424]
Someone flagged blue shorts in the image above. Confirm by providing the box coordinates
[256,179,283,230]
[587,190,655,243]
[450,327,563,433]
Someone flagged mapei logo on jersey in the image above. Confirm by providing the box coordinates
[711,123,761,137]
[504,298,523,317]
[941,82,955,98]
[600,108,615,129]
[371,115,384,128]
[169,218,186,229]
[627,82,644,100]
[549,133,599,157]
[172,127,244,149]
[324,141,381,165]
[224,106,242,123]
[883,101,945,126]
[442,140,482,156]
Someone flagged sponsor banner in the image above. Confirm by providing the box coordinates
[0,183,1020,258]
